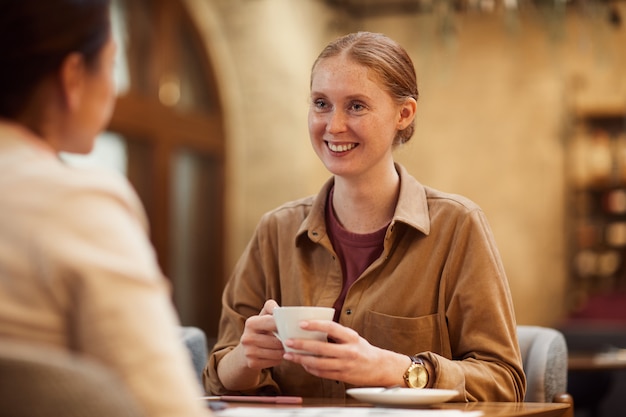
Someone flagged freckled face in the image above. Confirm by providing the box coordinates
[308,55,404,180]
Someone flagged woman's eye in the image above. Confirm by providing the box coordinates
[350,102,365,112]
[313,99,327,110]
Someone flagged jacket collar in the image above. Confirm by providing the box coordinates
[298,163,431,243]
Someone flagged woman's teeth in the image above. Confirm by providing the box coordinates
[327,142,356,153]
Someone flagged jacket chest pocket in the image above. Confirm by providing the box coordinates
[361,310,443,356]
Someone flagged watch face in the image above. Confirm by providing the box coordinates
[408,364,428,388]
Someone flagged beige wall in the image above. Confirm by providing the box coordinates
[188,0,626,326]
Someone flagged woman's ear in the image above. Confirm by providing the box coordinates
[58,52,86,112]
[397,97,417,130]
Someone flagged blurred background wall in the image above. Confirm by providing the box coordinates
[185,0,626,327]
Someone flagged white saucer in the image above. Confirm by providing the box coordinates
[346,387,458,406]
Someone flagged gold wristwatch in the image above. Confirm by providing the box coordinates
[403,355,429,389]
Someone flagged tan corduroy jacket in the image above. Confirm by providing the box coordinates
[206,163,526,402]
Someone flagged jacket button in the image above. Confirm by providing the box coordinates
[346,309,352,315]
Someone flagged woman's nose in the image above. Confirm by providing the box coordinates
[326,110,347,133]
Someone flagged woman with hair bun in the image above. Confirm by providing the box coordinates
[207,31,526,403]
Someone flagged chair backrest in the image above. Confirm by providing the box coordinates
[180,326,209,383]
[0,340,145,417]
[517,325,568,403]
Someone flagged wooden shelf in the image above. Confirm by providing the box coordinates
[572,102,626,120]
[565,104,626,314]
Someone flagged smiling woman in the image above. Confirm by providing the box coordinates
[206,31,526,403]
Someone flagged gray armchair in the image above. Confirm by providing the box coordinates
[180,325,209,383]
[517,325,573,416]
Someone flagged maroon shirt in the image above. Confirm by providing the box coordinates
[326,187,388,321]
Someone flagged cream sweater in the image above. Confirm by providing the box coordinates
[0,120,211,417]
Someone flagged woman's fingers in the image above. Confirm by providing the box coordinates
[260,299,280,316]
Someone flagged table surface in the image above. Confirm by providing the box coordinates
[435,401,569,417]
[211,397,571,417]
[568,349,626,371]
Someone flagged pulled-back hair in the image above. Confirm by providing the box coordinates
[311,32,419,145]
[0,0,112,118]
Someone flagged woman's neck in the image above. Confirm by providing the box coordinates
[331,164,400,234]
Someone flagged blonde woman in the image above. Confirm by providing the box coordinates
[207,32,525,402]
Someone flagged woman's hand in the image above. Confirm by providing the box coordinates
[281,319,410,387]
[238,299,285,370]
[217,299,285,391]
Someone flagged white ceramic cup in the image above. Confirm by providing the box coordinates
[273,306,335,354]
